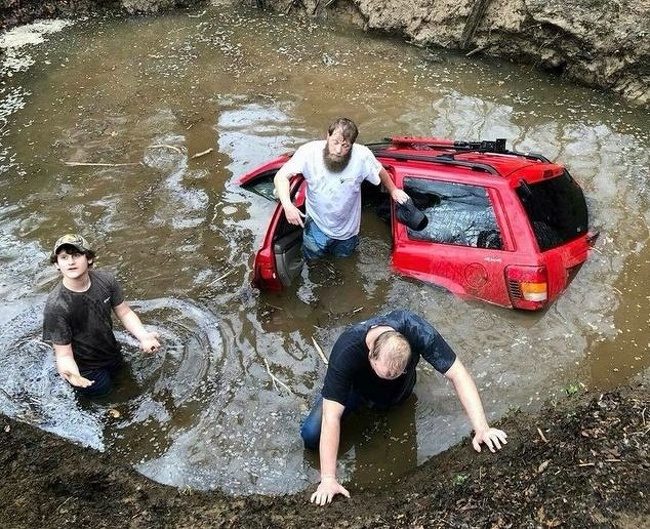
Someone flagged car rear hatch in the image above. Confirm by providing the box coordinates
[513,169,595,306]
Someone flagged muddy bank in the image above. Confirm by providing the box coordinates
[267,0,650,108]
[1,1,648,106]
[2,382,648,528]
[0,0,202,29]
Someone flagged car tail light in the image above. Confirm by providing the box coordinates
[506,265,548,310]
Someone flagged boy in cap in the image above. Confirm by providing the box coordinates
[43,234,161,397]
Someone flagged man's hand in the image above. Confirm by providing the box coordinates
[62,372,94,388]
[139,331,161,353]
[391,188,409,204]
[283,203,305,227]
[472,427,508,453]
[310,476,350,506]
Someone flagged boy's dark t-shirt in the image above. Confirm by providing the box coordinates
[321,309,456,407]
[43,269,124,372]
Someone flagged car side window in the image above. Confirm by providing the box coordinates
[240,170,278,201]
[403,177,503,249]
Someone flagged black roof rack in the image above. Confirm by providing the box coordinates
[368,138,551,164]
[505,150,550,163]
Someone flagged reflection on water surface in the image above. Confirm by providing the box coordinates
[0,6,648,495]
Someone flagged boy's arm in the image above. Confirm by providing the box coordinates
[444,359,508,452]
[113,302,160,353]
[53,344,94,388]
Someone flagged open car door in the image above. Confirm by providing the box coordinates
[238,156,305,292]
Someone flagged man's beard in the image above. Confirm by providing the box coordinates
[323,144,352,173]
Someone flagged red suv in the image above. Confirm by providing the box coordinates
[239,137,598,310]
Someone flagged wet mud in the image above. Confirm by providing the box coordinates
[2,381,648,528]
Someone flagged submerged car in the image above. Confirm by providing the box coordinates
[239,137,598,310]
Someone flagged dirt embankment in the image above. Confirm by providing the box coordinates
[1,1,648,106]
[1,383,648,529]
[269,0,650,108]
[0,0,198,29]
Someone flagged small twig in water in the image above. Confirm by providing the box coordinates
[311,337,329,366]
[191,147,214,160]
[262,357,293,394]
[209,269,235,285]
[465,45,487,57]
[151,144,183,154]
[63,161,141,167]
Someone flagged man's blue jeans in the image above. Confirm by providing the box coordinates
[302,220,359,260]
[76,363,122,398]
[300,392,364,450]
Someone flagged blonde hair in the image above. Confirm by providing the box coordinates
[369,330,411,374]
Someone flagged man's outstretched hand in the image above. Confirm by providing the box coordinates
[62,371,94,388]
[472,427,508,453]
[310,476,350,506]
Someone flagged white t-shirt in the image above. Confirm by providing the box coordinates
[278,140,382,239]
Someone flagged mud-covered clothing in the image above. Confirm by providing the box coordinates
[43,269,124,372]
[321,309,456,408]
[279,140,382,240]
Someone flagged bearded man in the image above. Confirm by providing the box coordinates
[273,118,408,260]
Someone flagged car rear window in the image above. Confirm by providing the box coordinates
[403,177,503,249]
[516,171,588,251]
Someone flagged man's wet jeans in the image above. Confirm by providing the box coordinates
[300,392,363,450]
[76,363,122,398]
[302,220,358,260]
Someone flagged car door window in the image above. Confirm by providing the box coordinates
[403,177,502,249]
[240,170,278,201]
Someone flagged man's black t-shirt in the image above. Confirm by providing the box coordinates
[43,269,124,372]
[321,309,456,407]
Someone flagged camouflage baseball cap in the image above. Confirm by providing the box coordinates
[51,234,92,258]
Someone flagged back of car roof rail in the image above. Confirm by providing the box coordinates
[367,137,550,163]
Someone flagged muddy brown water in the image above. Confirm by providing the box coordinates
[0,7,648,495]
